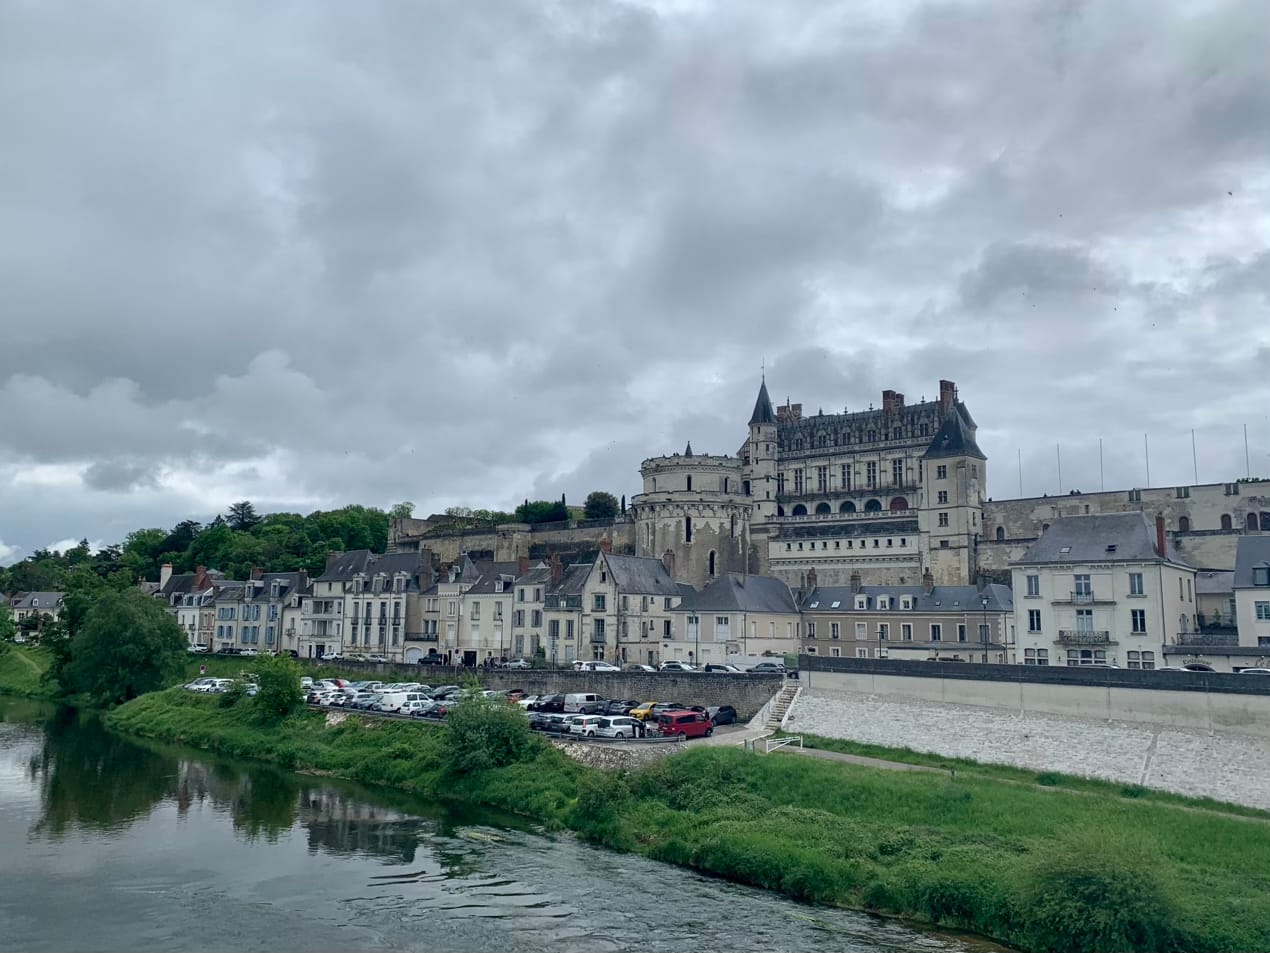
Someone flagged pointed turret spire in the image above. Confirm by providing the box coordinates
[749,377,776,425]
[684,441,694,457]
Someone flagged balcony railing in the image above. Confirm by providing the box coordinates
[1056,630,1114,645]
[1051,591,1113,605]
[404,633,439,642]
[590,632,607,644]
[1070,591,1094,604]
[1172,632,1239,647]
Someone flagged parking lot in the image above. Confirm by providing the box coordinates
[182,676,750,746]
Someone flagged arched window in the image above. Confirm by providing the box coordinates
[890,497,909,511]
[1178,516,1190,532]
[864,499,882,512]
[651,477,656,491]
[996,526,1005,542]
[1221,514,1232,530]
[815,502,831,515]
[685,516,692,542]
[730,514,736,537]
[840,501,856,513]
[1249,513,1260,531]
[792,504,808,516]
[708,551,716,577]
[777,505,785,516]
[686,475,692,492]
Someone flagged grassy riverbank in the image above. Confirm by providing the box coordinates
[109,689,1270,953]
[0,644,55,697]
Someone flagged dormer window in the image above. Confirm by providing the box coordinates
[855,597,867,610]
[901,597,913,610]
[878,596,889,610]
[1254,566,1270,587]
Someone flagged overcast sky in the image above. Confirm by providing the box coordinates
[2,0,1268,565]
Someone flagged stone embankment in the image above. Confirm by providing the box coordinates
[789,691,1270,810]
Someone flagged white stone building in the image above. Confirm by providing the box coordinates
[1012,513,1195,669]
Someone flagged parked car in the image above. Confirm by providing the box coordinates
[573,660,621,672]
[568,715,608,737]
[430,685,462,699]
[321,651,343,661]
[564,692,604,713]
[300,677,314,689]
[748,661,786,674]
[656,710,714,739]
[594,716,643,739]
[703,663,741,673]
[706,705,738,726]
[624,663,656,672]
[1238,668,1270,675]
[215,646,241,656]
[346,691,381,710]
[539,713,574,734]
[659,661,696,672]
[517,694,543,709]
[239,648,258,657]
[627,701,660,721]
[502,658,532,670]
[530,694,566,713]
[183,677,219,692]
[410,699,448,719]
[650,701,689,720]
[186,644,210,654]
[377,691,428,713]
[602,699,640,716]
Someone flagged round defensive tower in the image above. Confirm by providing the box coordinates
[630,443,754,589]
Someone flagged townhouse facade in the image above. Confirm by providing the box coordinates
[299,551,430,661]
[799,570,1013,662]
[1012,513,1195,669]
[10,591,64,629]
[672,572,802,664]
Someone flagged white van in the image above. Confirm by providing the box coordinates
[564,692,603,713]
[377,691,428,713]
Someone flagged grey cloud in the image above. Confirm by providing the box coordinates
[1,0,1268,556]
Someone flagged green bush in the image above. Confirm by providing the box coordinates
[440,689,538,775]
[252,655,305,722]
[1015,832,1180,953]
[218,680,248,707]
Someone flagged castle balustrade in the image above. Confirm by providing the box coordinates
[1055,629,1114,645]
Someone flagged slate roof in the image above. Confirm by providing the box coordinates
[547,560,595,597]
[1013,512,1187,566]
[320,550,427,583]
[749,379,776,425]
[799,583,1014,613]
[602,553,680,596]
[241,572,309,602]
[680,574,799,614]
[463,561,522,595]
[923,407,986,460]
[1233,536,1270,589]
[1195,570,1235,596]
[12,591,64,610]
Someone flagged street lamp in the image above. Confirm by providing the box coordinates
[981,597,989,664]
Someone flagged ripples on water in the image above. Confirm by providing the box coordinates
[0,700,996,953]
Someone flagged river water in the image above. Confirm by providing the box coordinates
[0,698,997,952]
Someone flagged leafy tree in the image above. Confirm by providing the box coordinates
[389,501,416,519]
[441,685,538,775]
[60,589,188,704]
[583,491,619,520]
[514,500,570,524]
[0,609,15,643]
[252,654,305,722]
[226,501,262,532]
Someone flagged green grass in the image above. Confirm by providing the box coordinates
[107,689,1270,953]
[0,644,55,697]
[781,732,1270,821]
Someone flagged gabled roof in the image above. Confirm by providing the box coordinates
[749,378,776,426]
[320,550,424,582]
[602,553,680,596]
[464,561,523,595]
[12,591,64,610]
[1233,536,1270,589]
[799,583,1013,613]
[922,407,986,460]
[1013,513,1187,566]
[681,574,799,614]
[547,560,595,596]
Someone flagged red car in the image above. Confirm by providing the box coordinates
[656,710,714,739]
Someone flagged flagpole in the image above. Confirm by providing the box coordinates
[1191,429,1198,484]
[1145,433,1151,487]
[1246,424,1252,479]
[1056,444,1063,494]
[1018,448,1023,497]
[1099,437,1105,492]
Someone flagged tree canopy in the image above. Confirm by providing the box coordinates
[583,491,619,520]
[514,500,570,524]
[59,588,188,704]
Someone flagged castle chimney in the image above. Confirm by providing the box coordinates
[160,563,173,590]
[939,379,956,414]
[251,565,263,581]
[661,549,676,577]
[850,571,862,594]
[882,390,905,415]
[194,565,208,589]
[1156,515,1167,559]
[297,570,309,591]
[922,568,935,594]
[807,567,818,590]
[549,553,563,584]
[517,556,530,576]
[599,533,612,554]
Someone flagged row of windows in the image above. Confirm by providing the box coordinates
[1026,608,1149,633]
[994,511,1270,542]
[805,621,990,641]
[782,497,911,516]
[785,537,910,553]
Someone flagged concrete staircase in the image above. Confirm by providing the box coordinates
[765,682,802,731]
